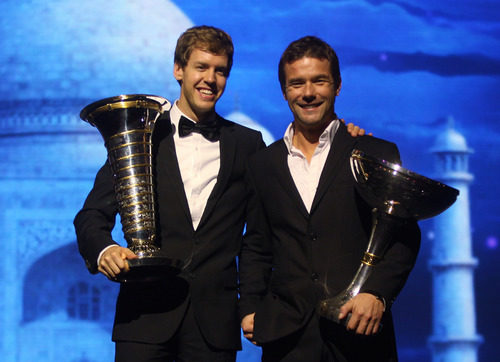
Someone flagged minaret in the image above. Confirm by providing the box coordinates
[428,117,482,361]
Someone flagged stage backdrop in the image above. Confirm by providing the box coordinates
[0,1,498,361]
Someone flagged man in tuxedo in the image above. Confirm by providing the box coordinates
[74,26,265,361]
[239,36,421,361]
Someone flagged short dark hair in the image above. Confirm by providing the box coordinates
[278,36,341,93]
[174,25,234,76]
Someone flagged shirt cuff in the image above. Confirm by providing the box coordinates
[97,244,119,266]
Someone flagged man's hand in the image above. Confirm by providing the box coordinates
[341,119,373,137]
[338,293,384,335]
[98,245,137,280]
[241,313,258,345]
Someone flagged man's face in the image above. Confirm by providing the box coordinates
[283,57,341,132]
[174,48,229,122]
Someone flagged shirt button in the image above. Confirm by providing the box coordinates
[311,273,319,281]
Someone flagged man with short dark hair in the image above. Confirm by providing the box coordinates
[239,36,421,361]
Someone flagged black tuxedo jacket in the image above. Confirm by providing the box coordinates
[74,111,264,349]
[239,123,420,360]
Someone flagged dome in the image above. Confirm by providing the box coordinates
[225,110,275,146]
[0,0,193,101]
[431,117,472,153]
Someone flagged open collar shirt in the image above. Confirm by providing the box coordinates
[283,119,340,213]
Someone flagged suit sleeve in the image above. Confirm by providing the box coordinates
[238,159,273,321]
[358,139,422,308]
[74,161,120,273]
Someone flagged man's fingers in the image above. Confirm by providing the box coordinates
[365,318,377,335]
[338,300,352,320]
[354,316,368,334]
[97,266,112,279]
[99,246,134,278]
[122,248,138,259]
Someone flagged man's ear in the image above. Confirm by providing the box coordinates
[173,63,183,82]
[336,81,342,96]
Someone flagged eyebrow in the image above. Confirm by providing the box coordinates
[193,61,228,71]
[287,74,331,83]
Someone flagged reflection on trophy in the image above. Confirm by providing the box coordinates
[318,149,459,323]
[80,94,183,283]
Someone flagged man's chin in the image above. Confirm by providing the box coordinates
[297,115,322,126]
[193,106,216,120]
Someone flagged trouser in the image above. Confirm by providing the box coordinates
[115,302,237,362]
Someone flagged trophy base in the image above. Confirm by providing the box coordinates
[113,256,184,283]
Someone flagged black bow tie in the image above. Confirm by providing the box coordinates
[178,116,220,142]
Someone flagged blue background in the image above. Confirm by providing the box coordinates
[0,1,498,361]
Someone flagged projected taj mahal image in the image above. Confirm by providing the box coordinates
[0,0,491,361]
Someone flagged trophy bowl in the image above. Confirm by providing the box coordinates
[349,149,460,220]
[318,149,459,323]
[80,94,183,283]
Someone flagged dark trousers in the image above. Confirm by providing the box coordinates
[261,314,336,362]
[261,314,397,362]
[115,302,237,362]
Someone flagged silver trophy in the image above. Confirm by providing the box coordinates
[80,94,183,283]
[319,149,459,323]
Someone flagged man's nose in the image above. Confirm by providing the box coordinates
[302,82,315,99]
[205,69,216,83]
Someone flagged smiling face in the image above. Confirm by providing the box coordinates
[283,56,341,134]
[174,48,229,122]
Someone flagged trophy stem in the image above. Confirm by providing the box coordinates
[318,209,401,323]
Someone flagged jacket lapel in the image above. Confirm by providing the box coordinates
[197,117,236,228]
[273,141,310,219]
[154,111,193,226]
[310,122,357,214]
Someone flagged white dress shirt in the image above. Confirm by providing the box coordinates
[169,102,220,230]
[283,119,340,213]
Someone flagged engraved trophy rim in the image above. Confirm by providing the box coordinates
[80,94,171,125]
[351,149,457,192]
[350,149,460,220]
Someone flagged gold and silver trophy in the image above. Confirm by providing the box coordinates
[318,149,459,323]
[80,94,183,283]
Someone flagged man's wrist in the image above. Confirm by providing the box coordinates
[97,244,119,265]
[363,291,386,311]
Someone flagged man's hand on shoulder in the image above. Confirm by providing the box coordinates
[341,119,373,137]
[98,245,137,281]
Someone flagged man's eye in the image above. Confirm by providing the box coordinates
[288,82,304,88]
